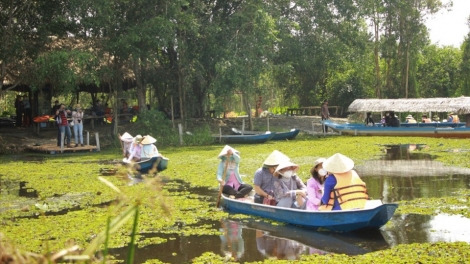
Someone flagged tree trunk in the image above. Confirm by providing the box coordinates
[374,13,381,98]
[405,41,410,98]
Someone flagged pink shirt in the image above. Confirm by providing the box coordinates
[226,171,241,190]
[306,177,323,211]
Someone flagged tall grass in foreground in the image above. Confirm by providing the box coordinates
[0,176,168,263]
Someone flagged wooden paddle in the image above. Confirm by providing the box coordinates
[216,158,229,207]
[118,133,124,156]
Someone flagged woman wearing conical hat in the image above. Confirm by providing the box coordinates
[272,160,306,208]
[319,153,368,211]
[119,132,134,157]
[253,150,290,204]
[140,135,159,159]
[126,135,143,162]
[217,145,253,199]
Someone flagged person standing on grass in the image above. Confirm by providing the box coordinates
[321,99,330,133]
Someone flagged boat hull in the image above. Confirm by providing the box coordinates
[213,133,275,144]
[122,156,169,174]
[221,196,398,232]
[324,120,470,138]
[231,128,300,140]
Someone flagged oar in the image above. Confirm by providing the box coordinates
[216,159,229,207]
[118,133,124,156]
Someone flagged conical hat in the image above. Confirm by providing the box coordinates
[263,150,289,166]
[323,153,354,174]
[141,135,157,145]
[218,145,239,158]
[121,132,133,140]
[133,135,143,144]
[314,158,326,168]
[275,160,299,173]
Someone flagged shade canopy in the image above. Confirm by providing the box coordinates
[348,97,470,114]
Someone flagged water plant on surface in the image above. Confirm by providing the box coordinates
[3,136,470,262]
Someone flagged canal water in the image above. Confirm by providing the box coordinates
[109,144,470,262]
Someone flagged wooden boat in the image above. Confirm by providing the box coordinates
[122,155,169,174]
[232,128,300,140]
[323,120,470,138]
[213,132,275,144]
[221,195,398,232]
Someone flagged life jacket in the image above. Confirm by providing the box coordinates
[321,170,368,211]
[452,115,460,123]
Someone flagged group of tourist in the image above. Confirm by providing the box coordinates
[14,95,33,128]
[370,111,462,127]
[119,132,160,162]
[216,146,368,211]
[53,103,85,148]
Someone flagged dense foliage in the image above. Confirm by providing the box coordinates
[1,0,469,118]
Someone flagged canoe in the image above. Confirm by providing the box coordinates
[232,128,300,140]
[323,120,470,138]
[122,155,169,174]
[213,132,275,144]
[221,195,398,232]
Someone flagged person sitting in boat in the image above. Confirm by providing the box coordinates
[364,112,375,127]
[140,135,159,159]
[448,112,460,123]
[119,132,134,157]
[421,114,431,123]
[404,114,417,123]
[380,116,386,127]
[217,145,253,199]
[388,112,400,127]
[319,153,368,211]
[272,161,307,208]
[253,150,289,204]
[432,115,440,123]
[126,135,143,162]
[303,158,328,211]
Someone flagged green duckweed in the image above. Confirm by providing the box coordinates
[2,135,470,261]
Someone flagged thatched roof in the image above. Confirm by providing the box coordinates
[348,97,470,114]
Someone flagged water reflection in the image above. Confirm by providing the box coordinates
[382,214,470,245]
[220,220,245,261]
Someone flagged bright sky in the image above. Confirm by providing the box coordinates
[425,0,470,47]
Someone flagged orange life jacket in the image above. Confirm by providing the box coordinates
[452,115,460,123]
[320,170,368,211]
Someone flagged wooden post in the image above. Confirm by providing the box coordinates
[178,123,183,146]
[60,132,65,153]
[86,131,90,146]
[267,117,270,131]
[95,132,100,151]
[466,114,470,128]
[242,119,245,135]
[91,118,94,129]
[219,127,222,143]
[312,121,315,134]
[171,96,175,129]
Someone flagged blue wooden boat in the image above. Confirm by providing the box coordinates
[213,132,275,144]
[221,195,398,232]
[323,120,470,138]
[122,155,169,174]
[232,128,300,140]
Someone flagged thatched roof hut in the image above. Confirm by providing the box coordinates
[348,97,470,114]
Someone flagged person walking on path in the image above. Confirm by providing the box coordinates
[321,99,330,133]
